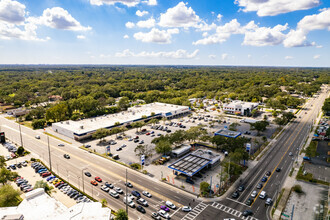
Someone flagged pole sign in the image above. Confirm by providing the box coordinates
[246,143,251,151]
[106,145,110,154]
[141,155,145,166]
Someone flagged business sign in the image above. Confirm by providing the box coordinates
[106,145,111,154]
[141,155,145,166]
[246,143,251,151]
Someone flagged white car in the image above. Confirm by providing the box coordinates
[182,206,192,212]
[115,187,123,194]
[165,200,176,209]
[142,191,152,198]
[100,185,109,192]
[109,190,119,198]
[137,198,148,207]
[259,191,267,199]
[251,191,257,198]
[121,144,127,148]
[128,138,133,141]
[35,135,40,139]
[158,210,170,219]
[265,197,272,205]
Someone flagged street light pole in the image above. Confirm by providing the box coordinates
[126,169,128,216]
[47,136,52,171]
[82,168,87,193]
[18,123,23,147]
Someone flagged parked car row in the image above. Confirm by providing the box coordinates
[3,142,17,154]
[15,176,33,193]
[7,161,27,170]
[31,162,92,203]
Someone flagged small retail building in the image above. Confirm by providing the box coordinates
[223,100,259,116]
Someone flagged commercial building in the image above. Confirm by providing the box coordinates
[52,102,190,140]
[214,129,241,138]
[223,100,259,116]
[0,188,111,220]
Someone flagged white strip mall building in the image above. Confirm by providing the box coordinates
[52,102,190,141]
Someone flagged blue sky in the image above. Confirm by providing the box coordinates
[0,0,329,67]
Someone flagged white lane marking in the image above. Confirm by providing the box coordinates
[225,197,250,207]
[170,207,181,217]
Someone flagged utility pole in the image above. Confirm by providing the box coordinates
[291,204,295,220]
[47,135,52,171]
[19,123,23,147]
[209,176,212,197]
[228,159,231,183]
[126,169,128,216]
[82,168,87,193]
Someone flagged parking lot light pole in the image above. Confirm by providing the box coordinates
[82,168,87,193]
[47,136,52,171]
[126,169,128,217]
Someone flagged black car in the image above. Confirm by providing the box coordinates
[105,182,114,189]
[125,182,133,188]
[132,190,141,198]
[266,171,271,176]
[261,176,268,182]
[84,172,92,177]
[276,168,281,172]
[232,191,239,199]
[238,185,245,192]
[257,183,263,189]
[134,139,139,143]
[63,154,70,159]
[137,205,146,213]
[242,210,253,217]
[245,198,253,206]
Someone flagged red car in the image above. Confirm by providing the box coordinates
[91,180,98,186]
[95,176,102,182]
[42,172,51,178]
[146,132,150,135]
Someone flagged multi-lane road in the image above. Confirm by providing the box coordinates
[0,85,328,220]
[186,85,328,220]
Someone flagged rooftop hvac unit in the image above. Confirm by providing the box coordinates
[80,126,84,129]
[66,121,69,124]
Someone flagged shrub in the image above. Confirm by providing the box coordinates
[30,158,36,161]
[293,184,303,193]
[130,163,141,170]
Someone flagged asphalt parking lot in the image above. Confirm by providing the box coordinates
[283,181,328,220]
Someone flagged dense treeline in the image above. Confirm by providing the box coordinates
[0,66,328,121]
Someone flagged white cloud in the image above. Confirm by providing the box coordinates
[193,19,257,45]
[90,0,140,7]
[0,21,48,41]
[28,7,91,31]
[115,49,198,59]
[313,54,320,59]
[285,56,293,60]
[217,14,222,21]
[283,8,330,47]
[202,32,208,37]
[221,53,228,60]
[208,54,216,59]
[123,34,129,39]
[133,28,179,43]
[235,0,320,17]
[136,10,149,17]
[316,45,323,48]
[159,2,201,28]
[247,54,252,58]
[0,0,26,24]
[136,17,155,28]
[142,0,157,6]
[77,35,85,39]
[243,23,288,46]
[125,21,135,28]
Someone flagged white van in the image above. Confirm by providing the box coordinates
[123,196,135,208]
[259,191,267,199]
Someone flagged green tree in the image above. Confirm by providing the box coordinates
[155,140,172,155]
[200,181,210,195]
[17,146,25,156]
[115,209,128,220]
[101,198,108,207]
[34,180,53,195]
[134,144,153,157]
[230,148,249,165]
[45,103,68,122]
[92,128,110,142]
[250,121,269,135]
[322,98,330,114]
[0,156,6,168]
[0,168,18,185]
[117,96,129,110]
[229,122,240,131]
[32,119,46,129]
[251,109,257,117]
[148,118,159,125]
[169,130,186,147]
[0,184,21,207]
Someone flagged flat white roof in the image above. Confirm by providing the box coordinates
[53,102,189,135]
[224,100,258,108]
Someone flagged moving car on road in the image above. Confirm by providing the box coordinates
[182,206,192,212]
[91,180,98,186]
[84,172,91,177]
[63,154,70,159]
[137,205,146,213]
[160,205,170,212]
[58,143,64,147]
[142,191,152,198]
[242,210,253,217]
[165,201,176,209]
[95,176,102,182]
[158,210,170,219]
[251,191,257,198]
